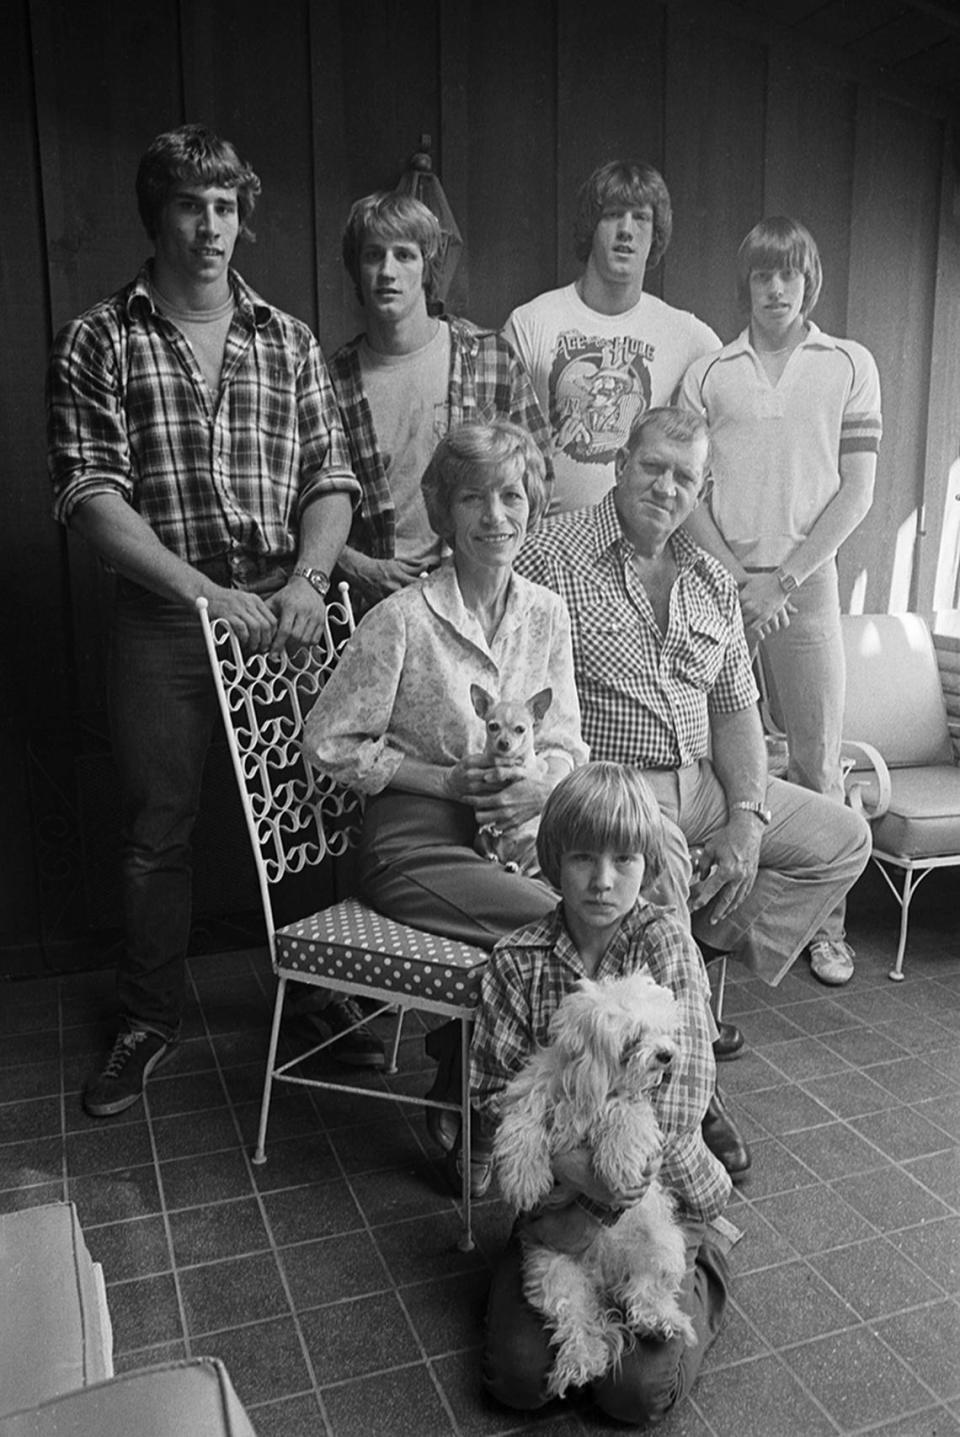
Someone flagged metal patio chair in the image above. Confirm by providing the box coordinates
[197,587,487,1249]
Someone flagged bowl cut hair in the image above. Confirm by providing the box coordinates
[420,419,549,543]
[736,216,823,318]
[537,763,666,890]
[136,124,261,243]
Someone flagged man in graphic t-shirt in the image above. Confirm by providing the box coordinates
[504,160,720,513]
[330,191,553,610]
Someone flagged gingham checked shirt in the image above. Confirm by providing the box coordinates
[328,316,554,559]
[515,491,758,766]
[48,265,358,569]
[470,902,732,1222]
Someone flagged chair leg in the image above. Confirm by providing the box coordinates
[253,974,288,1165]
[711,955,727,1023]
[385,1008,404,1076]
[888,869,925,983]
[457,1012,474,1253]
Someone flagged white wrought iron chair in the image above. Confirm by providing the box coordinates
[839,612,960,981]
[197,587,487,1250]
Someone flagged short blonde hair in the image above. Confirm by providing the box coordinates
[420,420,549,542]
[537,763,666,889]
[736,216,822,318]
[341,191,441,304]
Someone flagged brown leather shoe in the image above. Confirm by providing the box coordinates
[713,1022,745,1061]
[701,1089,751,1180]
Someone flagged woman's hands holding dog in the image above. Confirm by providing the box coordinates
[444,758,551,832]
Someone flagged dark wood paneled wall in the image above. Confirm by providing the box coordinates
[2,0,958,971]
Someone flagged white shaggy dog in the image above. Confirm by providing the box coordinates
[493,970,696,1397]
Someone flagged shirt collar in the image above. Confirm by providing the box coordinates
[506,899,658,971]
[420,561,536,643]
[126,262,272,328]
[726,318,835,358]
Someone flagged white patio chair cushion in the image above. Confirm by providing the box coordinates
[276,898,487,1007]
[870,765,960,859]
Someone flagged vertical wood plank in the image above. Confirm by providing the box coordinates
[763,43,857,336]
[179,0,318,329]
[662,4,767,341]
[842,89,941,613]
[459,0,557,328]
[555,0,666,294]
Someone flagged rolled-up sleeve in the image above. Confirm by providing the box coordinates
[48,317,132,524]
[296,339,359,512]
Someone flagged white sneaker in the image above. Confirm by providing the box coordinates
[808,939,855,986]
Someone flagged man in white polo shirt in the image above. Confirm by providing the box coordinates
[679,216,882,987]
[504,160,719,513]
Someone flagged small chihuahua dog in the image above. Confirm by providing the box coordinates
[470,683,552,875]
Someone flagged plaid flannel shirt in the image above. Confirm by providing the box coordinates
[470,902,732,1222]
[515,491,758,766]
[328,316,554,559]
[48,264,358,571]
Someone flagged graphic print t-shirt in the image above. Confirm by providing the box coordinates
[504,285,720,512]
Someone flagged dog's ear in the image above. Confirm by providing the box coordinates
[549,982,624,1110]
[526,687,553,724]
[470,684,496,719]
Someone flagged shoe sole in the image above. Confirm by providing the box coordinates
[82,1042,177,1118]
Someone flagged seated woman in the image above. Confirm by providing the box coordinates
[302,419,588,1176]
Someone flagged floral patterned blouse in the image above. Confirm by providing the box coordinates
[302,564,588,793]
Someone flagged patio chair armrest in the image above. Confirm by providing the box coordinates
[841,739,892,819]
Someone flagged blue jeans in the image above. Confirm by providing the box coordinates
[483,1219,728,1423]
[107,577,223,1039]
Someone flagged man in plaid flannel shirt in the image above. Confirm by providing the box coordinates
[329,191,553,610]
[516,406,872,992]
[47,125,383,1119]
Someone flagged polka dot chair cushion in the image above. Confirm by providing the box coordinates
[276,898,488,1007]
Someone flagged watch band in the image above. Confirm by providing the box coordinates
[776,569,799,594]
[575,1193,625,1227]
[730,799,772,826]
[292,565,330,596]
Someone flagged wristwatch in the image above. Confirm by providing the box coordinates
[776,569,799,595]
[575,1193,625,1227]
[730,799,772,826]
[292,565,330,596]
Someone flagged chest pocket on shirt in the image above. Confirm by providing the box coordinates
[673,613,729,693]
[577,602,642,692]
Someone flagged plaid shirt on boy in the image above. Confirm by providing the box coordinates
[515,491,758,767]
[48,265,357,570]
[328,316,553,559]
[470,902,732,1223]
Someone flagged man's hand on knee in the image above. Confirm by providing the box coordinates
[688,819,762,922]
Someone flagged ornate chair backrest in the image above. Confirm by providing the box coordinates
[197,585,361,958]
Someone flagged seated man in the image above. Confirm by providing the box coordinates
[329,191,553,609]
[515,406,872,991]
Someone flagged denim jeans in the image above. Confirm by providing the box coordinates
[106,575,225,1039]
[483,1219,728,1422]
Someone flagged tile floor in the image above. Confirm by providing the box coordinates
[1,872,958,1437]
